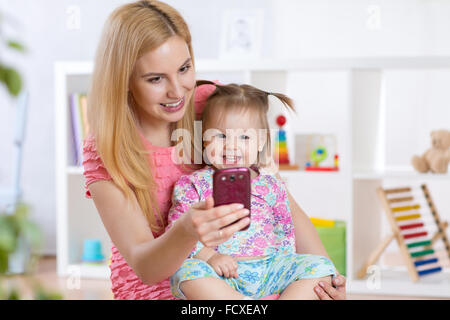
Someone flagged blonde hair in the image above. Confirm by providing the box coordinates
[88,0,196,233]
[197,80,295,167]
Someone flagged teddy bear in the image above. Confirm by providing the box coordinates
[411,129,450,174]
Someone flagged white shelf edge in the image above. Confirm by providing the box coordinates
[348,267,450,298]
[67,263,110,280]
[54,61,93,75]
[67,166,84,175]
[279,169,342,175]
[353,170,450,181]
[196,56,450,71]
[56,56,450,77]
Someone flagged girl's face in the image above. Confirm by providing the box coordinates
[129,35,196,128]
[204,108,267,170]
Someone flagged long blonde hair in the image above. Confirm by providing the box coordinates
[88,0,196,233]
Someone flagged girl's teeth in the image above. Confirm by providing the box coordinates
[224,156,240,161]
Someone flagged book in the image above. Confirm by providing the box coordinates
[69,93,89,166]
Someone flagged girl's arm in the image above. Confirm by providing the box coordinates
[193,247,217,261]
[88,180,249,286]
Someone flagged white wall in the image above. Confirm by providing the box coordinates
[0,0,449,254]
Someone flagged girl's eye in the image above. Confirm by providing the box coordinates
[179,64,191,73]
[148,76,162,84]
[240,135,250,140]
[216,133,226,139]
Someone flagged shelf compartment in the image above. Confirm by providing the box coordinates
[67,263,110,280]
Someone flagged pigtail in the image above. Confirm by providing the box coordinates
[267,92,296,113]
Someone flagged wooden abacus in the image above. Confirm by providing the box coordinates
[357,184,450,282]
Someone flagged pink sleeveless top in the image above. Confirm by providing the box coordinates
[82,133,192,300]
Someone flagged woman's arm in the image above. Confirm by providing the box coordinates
[275,172,347,300]
[288,191,330,258]
[89,180,250,286]
[275,173,329,258]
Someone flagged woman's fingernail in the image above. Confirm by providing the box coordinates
[315,287,322,293]
[243,209,250,215]
[319,282,325,288]
[236,204,244,209]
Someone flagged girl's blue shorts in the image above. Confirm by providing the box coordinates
[170,253,337,299]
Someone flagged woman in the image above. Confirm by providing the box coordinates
[83,0,346,300]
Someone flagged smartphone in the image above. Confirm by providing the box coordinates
[213,167,251,231]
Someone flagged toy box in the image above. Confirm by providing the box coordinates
[315,220,346,276]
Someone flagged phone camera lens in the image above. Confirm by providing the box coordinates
[238,174,244,179]
[230,175,235,182]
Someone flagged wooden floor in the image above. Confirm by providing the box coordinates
[2,256,447,300]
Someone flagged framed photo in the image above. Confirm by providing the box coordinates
[219,10,264,60]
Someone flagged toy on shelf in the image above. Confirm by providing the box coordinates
[310,217,336,228]
[411,129,450,174]
[273,115,299,170]
[82,239,105,264]
[357,184,450,282]
[305,146,339,172]
[310,217,346,275]
[295,133,339,172]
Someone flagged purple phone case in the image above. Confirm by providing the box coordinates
[213,167,251,231]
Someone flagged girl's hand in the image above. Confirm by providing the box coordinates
[207,253,239,278]
[314,274,347,300]
[181,196,250,248]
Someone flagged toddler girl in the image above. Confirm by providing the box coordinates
[166,81,337,300]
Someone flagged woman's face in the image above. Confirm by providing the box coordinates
[203,108,267,170]
[129,35,196,127]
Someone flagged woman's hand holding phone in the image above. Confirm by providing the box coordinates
[181,197,250,248]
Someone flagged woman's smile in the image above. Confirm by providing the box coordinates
[160,97,185,113]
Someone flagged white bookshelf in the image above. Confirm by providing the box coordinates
[55,57,450,296]
[55,61,111,279]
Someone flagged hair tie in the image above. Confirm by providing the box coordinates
[194,80,221,120]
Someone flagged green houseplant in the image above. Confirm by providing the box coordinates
[0,11,24,96]
[0,11,62,300]
[0,204,62,299]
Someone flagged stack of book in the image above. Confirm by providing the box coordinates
[69,93,89,166]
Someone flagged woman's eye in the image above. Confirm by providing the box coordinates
[148,76,162,83]
[240,135,250,140]
[179,64,191,73]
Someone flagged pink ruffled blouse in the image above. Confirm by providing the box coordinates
[82,133,192,300]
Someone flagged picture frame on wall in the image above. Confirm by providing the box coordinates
[219,9,264,60]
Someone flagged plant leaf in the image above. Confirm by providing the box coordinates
[7,40,26,52]
[7,288,20,300]
[0,250,9,274]
[0,66,5,83]
[3,67,22,96]
[20,220,44,251]
[0,219,17,252]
